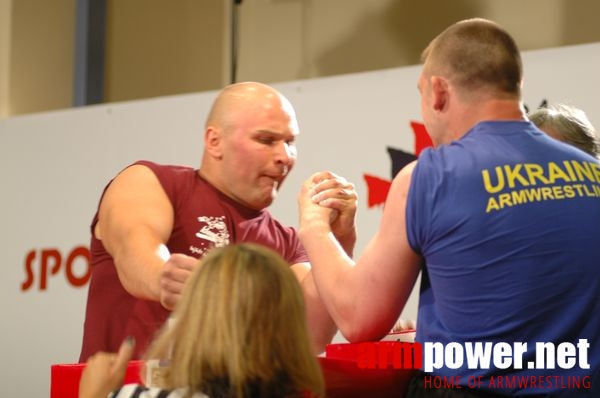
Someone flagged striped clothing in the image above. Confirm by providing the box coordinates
[110,384,208,398]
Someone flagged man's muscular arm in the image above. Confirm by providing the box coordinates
[290,171,359,353]
[95,164,196,308]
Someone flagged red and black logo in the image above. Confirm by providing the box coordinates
[363,121,432,208]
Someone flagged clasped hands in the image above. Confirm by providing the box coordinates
[158,171,358,311]
[298,171,358,247]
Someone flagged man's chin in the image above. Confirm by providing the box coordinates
[249,194,276,211]
[264,194,277,208]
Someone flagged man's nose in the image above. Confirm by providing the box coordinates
[275,141,296,165]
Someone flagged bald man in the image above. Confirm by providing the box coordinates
[79,82,357,361]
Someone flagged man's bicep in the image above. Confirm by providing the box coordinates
[96,165,174,254]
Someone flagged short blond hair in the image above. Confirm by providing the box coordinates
[421,18,522,99]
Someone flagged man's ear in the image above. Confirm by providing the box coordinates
[204,126,223,159]
[431,76,449,112]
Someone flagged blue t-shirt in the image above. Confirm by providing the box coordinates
[406,121,600,396]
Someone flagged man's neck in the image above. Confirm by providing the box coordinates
[452,98,526,141]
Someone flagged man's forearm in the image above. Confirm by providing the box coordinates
[335,227,357,258]
[301,271,338,354]
[112,248,164,302]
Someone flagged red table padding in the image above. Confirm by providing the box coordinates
[321,342,417,397]
[51,342,416,398]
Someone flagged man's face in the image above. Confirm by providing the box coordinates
[219,97,299,211]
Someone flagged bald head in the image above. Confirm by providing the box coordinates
[205,82,298,133]
[199,82,300,210]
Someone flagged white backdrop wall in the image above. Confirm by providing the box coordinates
[1,43,599,397]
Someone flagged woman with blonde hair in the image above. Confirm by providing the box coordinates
[79,243,325,398]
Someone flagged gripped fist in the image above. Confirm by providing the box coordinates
[159,253,198,310]
[308,171,357,240]
[298,175,333,228]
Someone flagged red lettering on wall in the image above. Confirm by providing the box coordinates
[20,246,91,291]
[65,246,91,287]
[21,250,36,291]
[41,248,62,290]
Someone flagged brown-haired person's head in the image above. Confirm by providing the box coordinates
[418,18,525,145]
[145,243,325,398]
